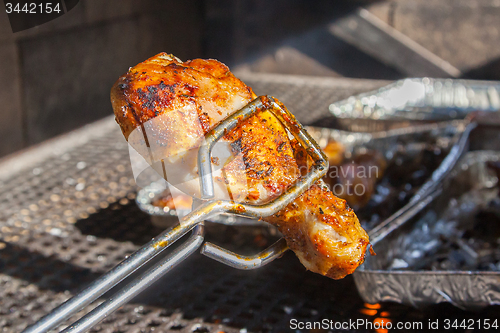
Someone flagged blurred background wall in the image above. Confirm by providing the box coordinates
[1,0,500,158]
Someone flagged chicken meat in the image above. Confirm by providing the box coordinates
[111,53,369,279]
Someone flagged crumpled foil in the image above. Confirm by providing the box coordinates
[329,78,500,121]
[138,120,466,231]
[354,151,500,310]
[307,121,467,231]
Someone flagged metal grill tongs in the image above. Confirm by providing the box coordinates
[23,96,328,333]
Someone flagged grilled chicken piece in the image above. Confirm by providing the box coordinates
[111,53,369,279]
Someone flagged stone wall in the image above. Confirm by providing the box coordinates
[0,0,203,157]
[0,0,352,158]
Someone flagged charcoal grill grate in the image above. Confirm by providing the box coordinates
[1,74,497,333]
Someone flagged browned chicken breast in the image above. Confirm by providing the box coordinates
[111,53,369,279]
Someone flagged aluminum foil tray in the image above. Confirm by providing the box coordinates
[306,120,466,158]
[329,78,500,122]
[354,151,500,310]
[308,121,468,231]
[138,120,467,232]
[3,74,499,333]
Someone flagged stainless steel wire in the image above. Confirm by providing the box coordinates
[61,224,205,333]
[23,95,327,333]
[200,238,289,269]
[22,209,205,333]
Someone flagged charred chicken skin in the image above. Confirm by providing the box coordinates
[111,53,369,279]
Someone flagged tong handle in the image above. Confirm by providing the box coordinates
[25,95,326,333]
[22,214,206,333]
[61,224,204,333]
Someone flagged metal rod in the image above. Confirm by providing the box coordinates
[198,95,328,215]
[25,95,327,333]
[409,122,476,204]
[198,96,328,200]
[22,213,203,333]
[201,237,288,269]
[198,97,266,199]
[368,122,476,238]
[60,224,205,333]
[369,189,441,246]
